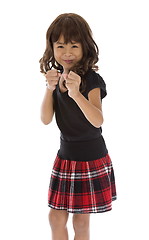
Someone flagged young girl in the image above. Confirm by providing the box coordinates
[40,13,117,240]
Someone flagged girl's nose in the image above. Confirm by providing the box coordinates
[64,52,72,57]
[63,48,72,57]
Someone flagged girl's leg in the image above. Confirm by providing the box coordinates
[48,208,69,240]
[73,214,90,240]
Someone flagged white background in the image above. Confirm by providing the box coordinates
[0,0,149,239]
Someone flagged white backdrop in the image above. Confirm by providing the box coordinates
[0,0,149,239]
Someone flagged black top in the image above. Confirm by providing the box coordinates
[53,69,108,161]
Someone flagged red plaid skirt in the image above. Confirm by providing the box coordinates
[48,154,117,214]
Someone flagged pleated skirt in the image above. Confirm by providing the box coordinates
[48,153,117,214]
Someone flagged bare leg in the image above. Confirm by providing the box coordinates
[73,214,90,240]
[48,209,69,240]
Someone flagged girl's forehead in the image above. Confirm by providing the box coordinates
[57,35,65,43]
[56,34,78,44]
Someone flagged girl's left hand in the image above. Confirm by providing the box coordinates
[64,71,81,98]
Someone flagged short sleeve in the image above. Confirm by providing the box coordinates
[84,70,107,99]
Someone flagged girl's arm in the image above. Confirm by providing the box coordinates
[41,70,60,125]
[40,88,55,125]
[65,71,104,128]
[72,88,104,128]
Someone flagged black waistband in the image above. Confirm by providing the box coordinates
[58,137,108,161]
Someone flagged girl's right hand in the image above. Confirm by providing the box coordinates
[44,70,61,91]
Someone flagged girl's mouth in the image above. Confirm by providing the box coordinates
[64,60,73,64]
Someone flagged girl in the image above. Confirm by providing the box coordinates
[40,13,117,240]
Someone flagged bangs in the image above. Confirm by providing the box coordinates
[50,17,82,44]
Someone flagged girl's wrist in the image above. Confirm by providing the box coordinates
[69,91,81,100]
[46,82,55,92]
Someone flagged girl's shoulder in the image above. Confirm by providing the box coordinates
[84,69,107,99]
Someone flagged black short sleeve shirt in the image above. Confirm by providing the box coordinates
[53,70,108,160]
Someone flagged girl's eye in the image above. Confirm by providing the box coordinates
[72,45,78,48]
[57,45,64,48]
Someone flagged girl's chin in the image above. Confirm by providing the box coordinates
[62,66,72,72]
[62,62,75,70]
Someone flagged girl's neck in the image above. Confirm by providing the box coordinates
[63,68,69,74]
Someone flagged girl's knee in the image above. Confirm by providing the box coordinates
[73,214,90,233]
[48,209,69,229]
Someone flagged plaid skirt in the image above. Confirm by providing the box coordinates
[48,153,117,214]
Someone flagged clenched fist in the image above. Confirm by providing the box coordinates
[63,71,81,98]
[44,70,61,91]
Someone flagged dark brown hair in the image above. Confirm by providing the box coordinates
[39,13,99,77]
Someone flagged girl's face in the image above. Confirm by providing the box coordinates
[53,35,83,72]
